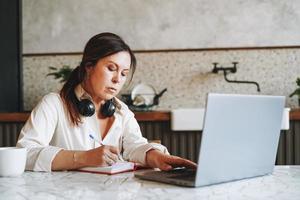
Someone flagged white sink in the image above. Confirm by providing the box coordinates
[281,108,290,130]
[171,108,290,131]
[171,108,205,131]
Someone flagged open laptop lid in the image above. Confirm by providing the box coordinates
[195,93,285,187]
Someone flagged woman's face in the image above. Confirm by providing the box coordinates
[84,51,131,103]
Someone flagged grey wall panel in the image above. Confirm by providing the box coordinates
[139,121,201,162]
[1,120,299,164]
[295,121,300,164]
[139,121,300,164]
[276,121,300,165]
[23,0,300,53]
[0,123,24,147]
[0,0,22,112]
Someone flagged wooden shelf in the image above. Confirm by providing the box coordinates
[290,108,300,120]
[0,112,30,122]
[0,109,299,122]
[134,111,170,121]
[0,111,171,122]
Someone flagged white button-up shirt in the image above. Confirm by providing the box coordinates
[17,93,168,172]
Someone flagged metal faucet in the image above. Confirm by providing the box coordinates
[212,62,260,92]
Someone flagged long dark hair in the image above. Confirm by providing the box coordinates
[60,32,136,126]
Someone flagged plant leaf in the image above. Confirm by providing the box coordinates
[296,77,300,86]
[48,66,57,70]
[46,65,73,83]
[289,88,300,97]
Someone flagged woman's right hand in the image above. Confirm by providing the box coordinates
[83,145,120,167]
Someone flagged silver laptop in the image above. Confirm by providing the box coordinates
[135,93,285,187]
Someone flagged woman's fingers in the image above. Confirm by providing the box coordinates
[165,156,197,169]
[103,145,120,165]
[155,155,197,171]
[145,149,197,171]
[105,150,119,163]
[159,163,173,171]
[86,145,121,166]
[104,155,116,166]
[106,145,119,155]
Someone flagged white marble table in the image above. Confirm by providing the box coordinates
[0,166,299,200]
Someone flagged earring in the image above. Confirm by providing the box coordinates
[86,71,90,80]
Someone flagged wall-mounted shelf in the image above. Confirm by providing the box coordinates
[1,109,300,122]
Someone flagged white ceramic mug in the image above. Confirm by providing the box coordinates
[0,147,27,177]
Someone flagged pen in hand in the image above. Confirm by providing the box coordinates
[89,134,103,145]
[89,134,124,162]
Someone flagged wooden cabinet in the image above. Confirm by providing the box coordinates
[0,110,300,164]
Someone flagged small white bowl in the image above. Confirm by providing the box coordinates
[0,147,27,177]
[131,83,156,106]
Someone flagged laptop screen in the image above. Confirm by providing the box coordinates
[195,93,285,187]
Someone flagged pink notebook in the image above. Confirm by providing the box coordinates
[77,161,136,175]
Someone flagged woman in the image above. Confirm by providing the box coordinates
[17,32,197,172]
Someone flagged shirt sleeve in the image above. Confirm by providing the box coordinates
[16,93,63,172]
[121,110,169,165]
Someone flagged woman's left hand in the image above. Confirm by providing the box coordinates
[145,149,197,171]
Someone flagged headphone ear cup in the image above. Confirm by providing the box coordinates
[101,99,116,117]
[78,99,95,117]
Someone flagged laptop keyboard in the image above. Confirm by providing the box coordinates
[164,168,196,181]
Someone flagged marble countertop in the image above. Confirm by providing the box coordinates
[0,166,300,200]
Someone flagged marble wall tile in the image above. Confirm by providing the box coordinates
[23,49,300,111]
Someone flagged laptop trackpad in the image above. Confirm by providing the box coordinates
[134,168,196,187]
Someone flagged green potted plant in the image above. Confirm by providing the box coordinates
[289,77,300,106]
[46,65,73,83]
